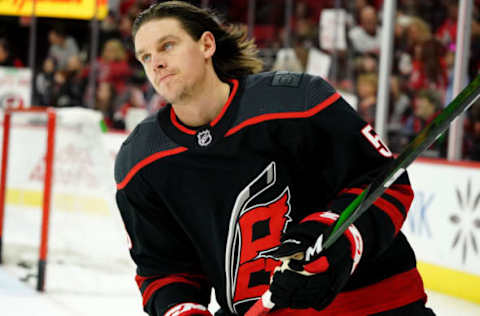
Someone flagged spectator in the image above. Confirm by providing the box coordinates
[290,1,317,44]
[356,72,378,124]
[404,89,442,137]
[348,6,381,55]
[34,57,56,106]
[436,0,458,46]
[50,55,88,107]
[48,25,80,71]
[94,82,123,129]
[99,11,122,50]
[0,38,23,67]
[408,38,447,96]
[354,53,378,75]
[65,55,88,105]
[405,16,432,58]
[353,0,370,22]
[271,33,331,79]
[50,70,68,106]
[398,16,432,81]
[114,86,148,131]
[271,35,308,73]
[96,39,132,94]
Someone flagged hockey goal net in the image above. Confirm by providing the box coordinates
[0,107,133,294]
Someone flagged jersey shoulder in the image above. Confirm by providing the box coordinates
[114,109,178,186]
[235,71,338,123]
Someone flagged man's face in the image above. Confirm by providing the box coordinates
[361,8,377,35]
[415,97,434,120]
[49,31,61,45]
[134,18,211,104]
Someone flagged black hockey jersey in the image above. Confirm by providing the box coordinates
[114,72,426,316]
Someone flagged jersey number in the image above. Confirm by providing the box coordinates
[361,124,393,157]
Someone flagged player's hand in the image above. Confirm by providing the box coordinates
[269,211,363,311]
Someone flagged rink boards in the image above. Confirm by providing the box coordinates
[404,158,480,304]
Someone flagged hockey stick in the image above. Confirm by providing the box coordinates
[245,74,480,316]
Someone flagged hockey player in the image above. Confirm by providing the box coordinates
[115,1,435,316]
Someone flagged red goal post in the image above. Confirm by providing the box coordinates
[0,106,56,292]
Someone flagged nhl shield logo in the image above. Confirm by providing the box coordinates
[197,129,212,147]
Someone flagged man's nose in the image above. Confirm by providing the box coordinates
[152,54,166,71]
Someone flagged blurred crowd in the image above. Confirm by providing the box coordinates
[1,0,480,159]
[255,0,480,159]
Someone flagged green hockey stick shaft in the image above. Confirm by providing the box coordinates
[323,74,480,250]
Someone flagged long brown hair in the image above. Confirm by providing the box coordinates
[132,1,263,82]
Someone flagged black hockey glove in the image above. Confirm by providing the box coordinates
[269,211,363,311]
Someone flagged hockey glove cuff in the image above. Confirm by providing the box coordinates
[269,211,363,310]
[164,302,212,316]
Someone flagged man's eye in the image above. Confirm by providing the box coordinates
[163,42,174,51]
[141,55,151,63]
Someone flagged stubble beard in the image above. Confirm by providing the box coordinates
[160,79,195,106]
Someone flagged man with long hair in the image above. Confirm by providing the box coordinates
[115,2,434,316]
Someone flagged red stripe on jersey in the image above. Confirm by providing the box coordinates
[387,184,415,212]
[170,108,196,135]
[116,147,188,190]
[373,198,404,233]
[135,274,161,289]
[225,92,341,136]
[269,268,426,316]
[340,188,404,233]
[138,275,202,307]
[339,185,414,214]
[210,79,239,126]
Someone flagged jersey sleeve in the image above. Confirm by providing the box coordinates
[300,75,414,260]
[116,180,211,316]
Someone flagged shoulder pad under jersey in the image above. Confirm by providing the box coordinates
[114,110,178,186]
[234,71,338,125]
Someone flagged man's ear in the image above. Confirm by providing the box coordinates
[199,31,216,59]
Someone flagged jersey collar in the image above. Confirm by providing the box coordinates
[158,78,243,149]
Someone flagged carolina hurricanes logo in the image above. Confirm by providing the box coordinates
[225,162,292,314]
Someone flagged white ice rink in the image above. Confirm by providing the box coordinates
[1,263,479,316]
